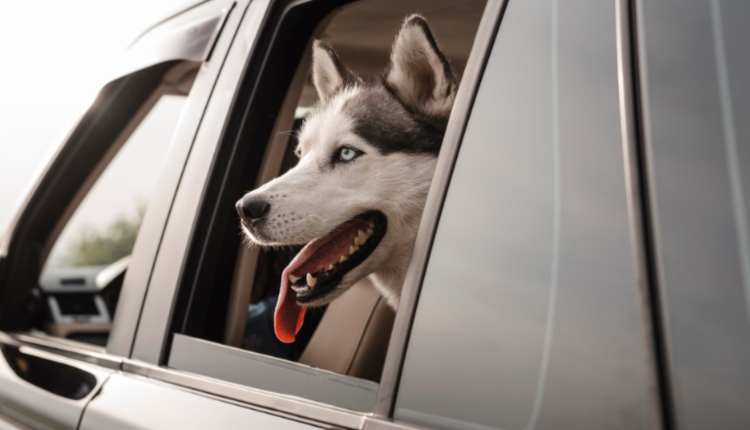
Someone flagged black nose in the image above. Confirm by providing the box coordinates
[236,197,270,221]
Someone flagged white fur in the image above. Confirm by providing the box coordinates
[242,85,436,307]
[240,16,453,309]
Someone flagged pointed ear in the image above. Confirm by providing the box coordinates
[386,15,457,116]
[311,40,358,100]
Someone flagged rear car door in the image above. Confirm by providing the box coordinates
[376,0,664,429]
[0,1,240,428]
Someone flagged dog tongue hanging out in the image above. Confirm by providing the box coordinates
[236,15,458,343]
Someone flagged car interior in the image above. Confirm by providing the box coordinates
[28,0,488,385]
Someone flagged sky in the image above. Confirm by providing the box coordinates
[0,0,197,241]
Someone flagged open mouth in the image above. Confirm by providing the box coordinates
[275,210,387,343]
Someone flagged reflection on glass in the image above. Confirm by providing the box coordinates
[45,95,186,269]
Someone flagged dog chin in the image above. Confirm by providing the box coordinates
[241,223,282,247]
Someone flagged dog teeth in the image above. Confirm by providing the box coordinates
[349,245,359,255]
[367,227,374,236]
[340,255,348,263]
[328,264,334,270]
[291,284,309,293]
[289,274,301,284]
[306,273,317,287]
[354,236,364,246]
[369,222,375,229]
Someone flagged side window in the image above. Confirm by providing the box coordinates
[35,71,195,347]
[44,96,185,270]
[395,0,655,429]
[637,0,750,427]
[157,0,489,414]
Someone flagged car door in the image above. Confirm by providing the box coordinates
[378,0,664,429]
[0,1,239,428]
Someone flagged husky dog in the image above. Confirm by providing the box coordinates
[237,15,457,343]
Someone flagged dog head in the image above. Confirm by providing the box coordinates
[237,15,457,342]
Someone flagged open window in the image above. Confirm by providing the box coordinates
[167,0,488,413]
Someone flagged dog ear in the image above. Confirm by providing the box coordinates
[386,15,457,116]
[312,40,358,100]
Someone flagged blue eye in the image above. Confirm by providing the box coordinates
[338,146,360,162]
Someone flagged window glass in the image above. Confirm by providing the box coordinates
[394,0,654,429]
[637,0,750,427]
[45,95,185,269]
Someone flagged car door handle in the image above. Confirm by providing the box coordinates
[0,340,112,430]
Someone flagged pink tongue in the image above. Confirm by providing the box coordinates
[275,265,307,343]
[273,217,371,343]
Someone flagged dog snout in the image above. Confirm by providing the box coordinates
[236,196,271,222]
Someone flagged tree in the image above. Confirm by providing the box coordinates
[61,205,145,267]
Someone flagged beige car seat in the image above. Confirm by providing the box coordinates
[298,278,395,382]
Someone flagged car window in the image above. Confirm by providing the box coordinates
[394,0,656,429]
[637,0,750,427]
[45,95,185,269]
[36,91,190,347]
[150,0,490,414]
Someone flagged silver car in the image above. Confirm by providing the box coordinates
[1,0,748,429]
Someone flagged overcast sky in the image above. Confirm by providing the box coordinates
[0,0,196,240]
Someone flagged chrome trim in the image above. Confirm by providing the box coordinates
[0,332,122,371]
[616,0,670,429]
[122,358,368,429]
[373,0,507,418]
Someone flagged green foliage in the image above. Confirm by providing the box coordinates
[61,205,145,267]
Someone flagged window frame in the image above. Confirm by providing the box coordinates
[122,0,511,428]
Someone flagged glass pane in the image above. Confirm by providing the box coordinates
[394,0,654,429]
[45,95,185,269]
